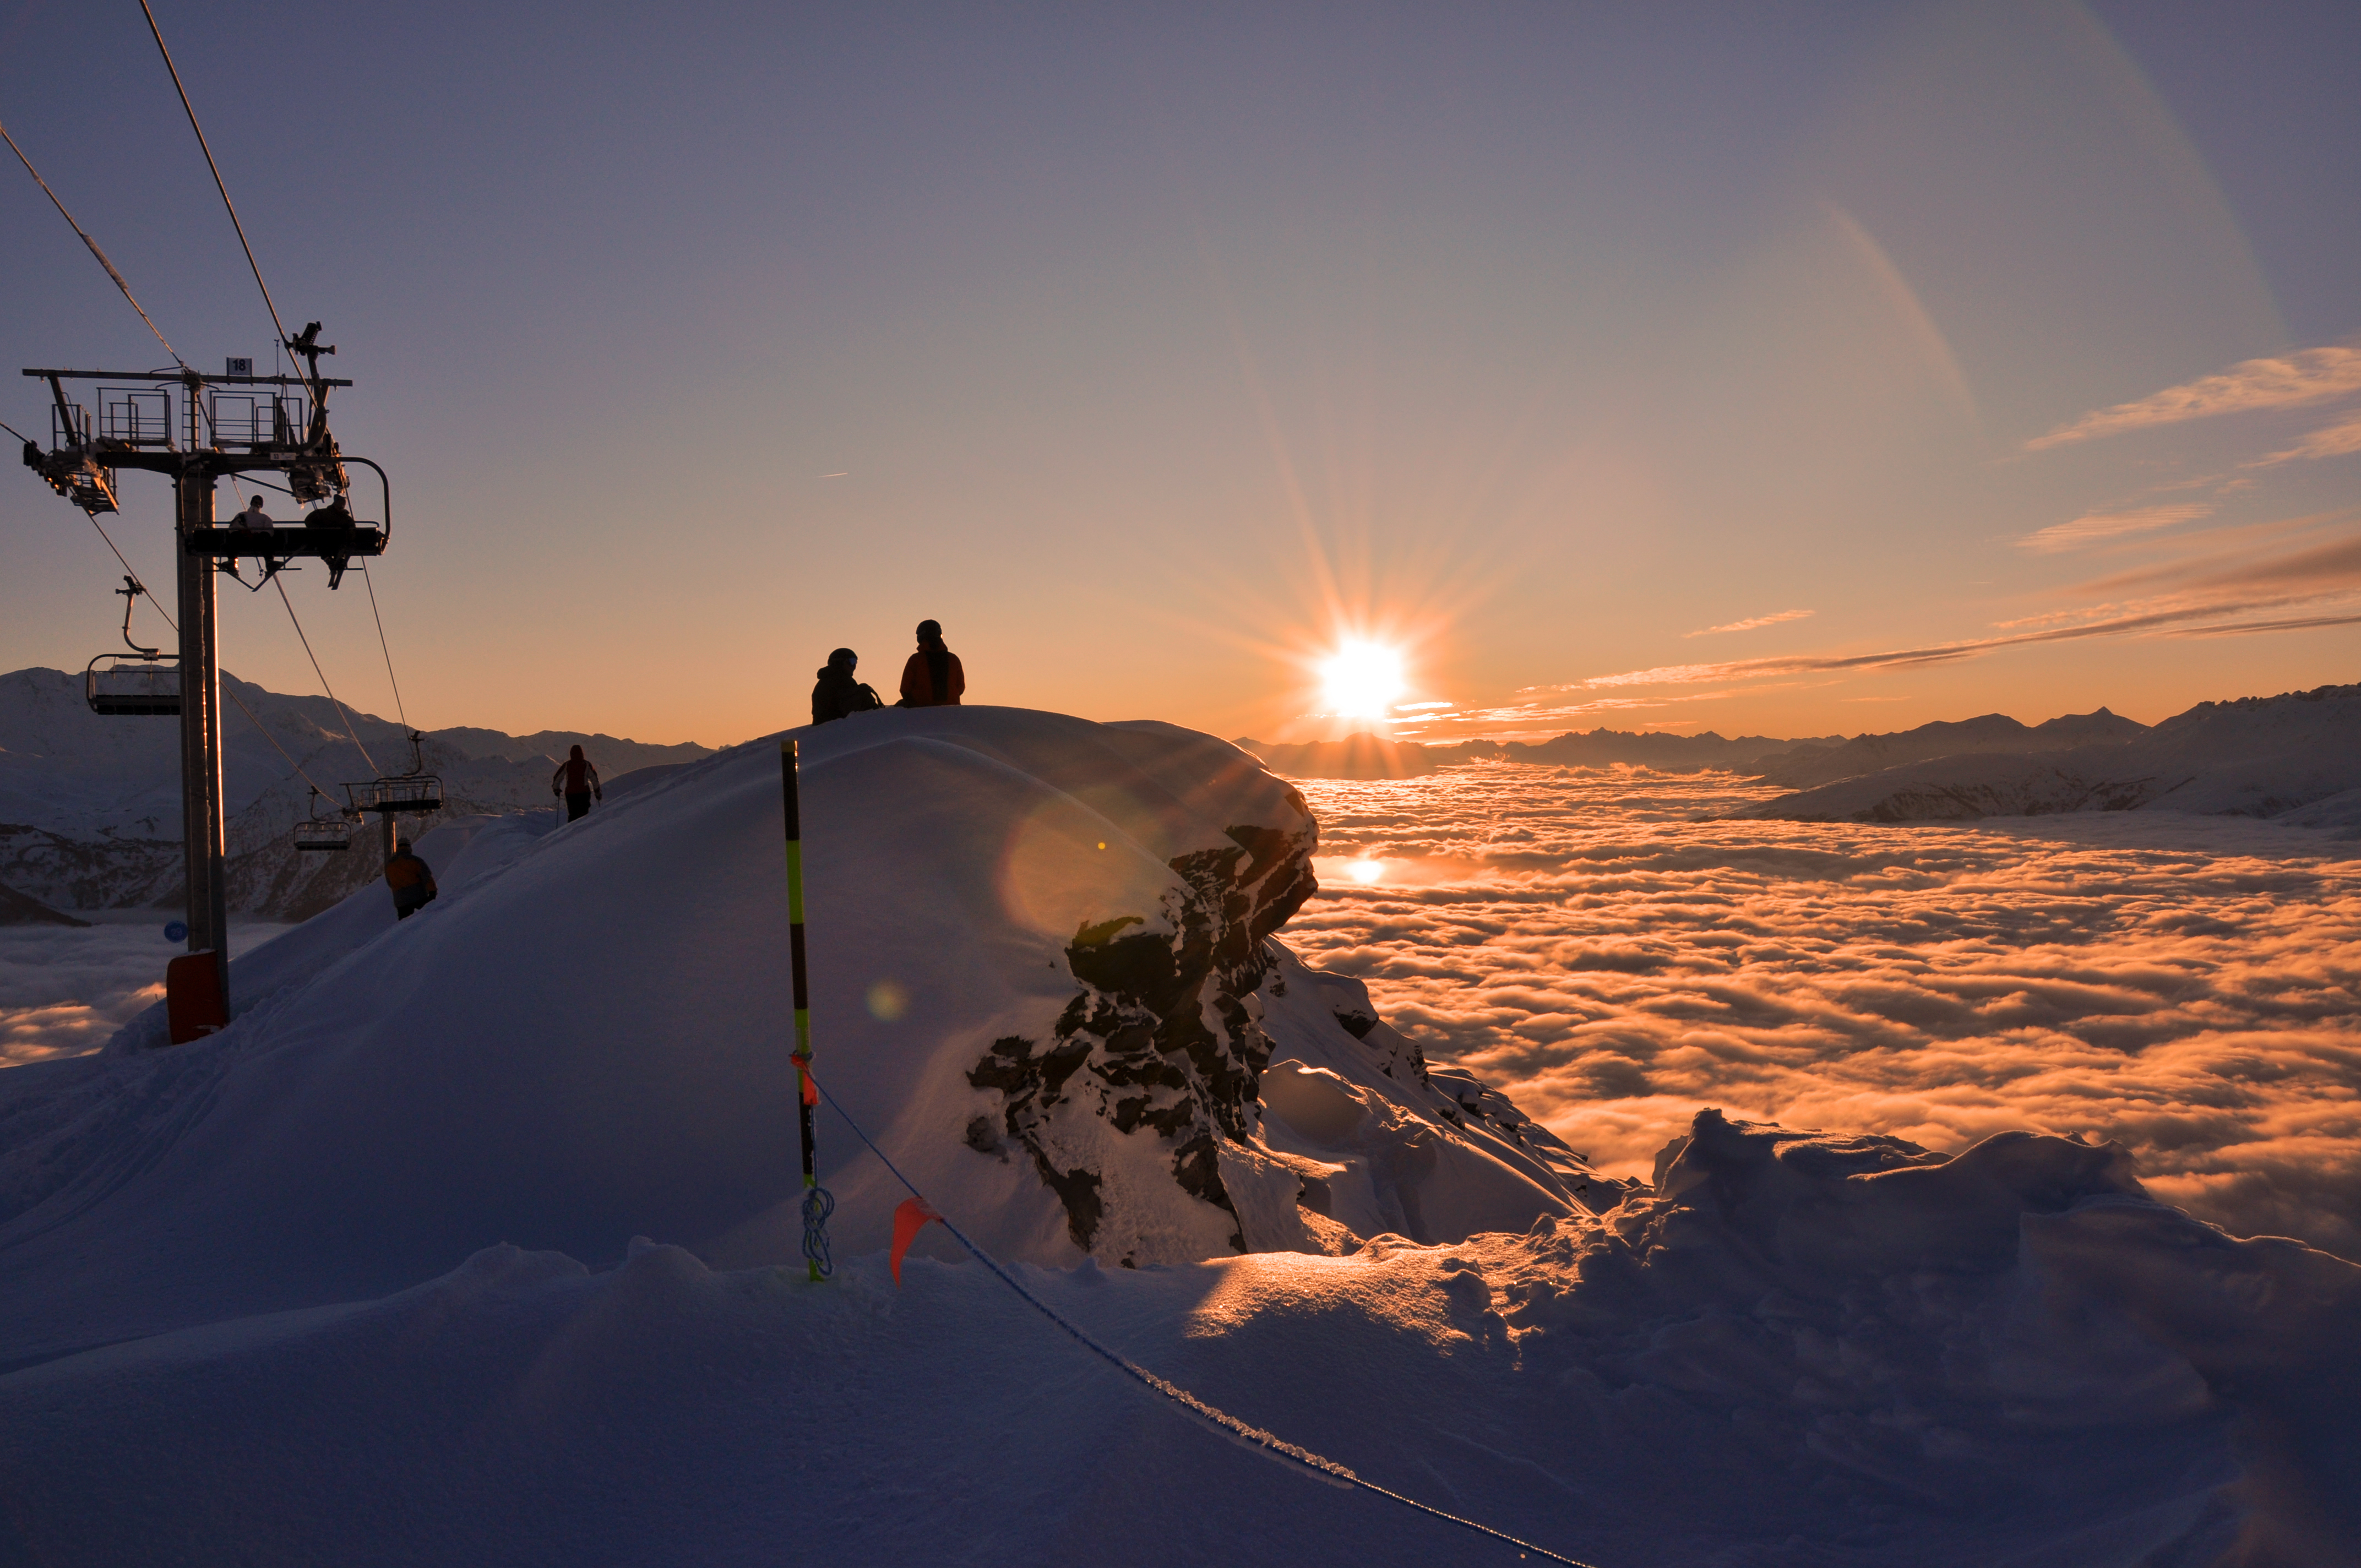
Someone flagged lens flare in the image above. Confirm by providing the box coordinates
[1318,640,1407,722]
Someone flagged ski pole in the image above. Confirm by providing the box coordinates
[779,739,831,1280]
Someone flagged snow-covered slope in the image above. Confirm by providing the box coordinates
[3,706,2354,1565]
[0,707,1601,1373]
[1753,683,2361,824]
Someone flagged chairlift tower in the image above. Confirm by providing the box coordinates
[19,337,392,1031]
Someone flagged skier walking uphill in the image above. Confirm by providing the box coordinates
[384,844,437,920]
[811,648,885,724]
[552,745,602,823]
[897,619,965,708]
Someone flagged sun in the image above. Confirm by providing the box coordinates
[1318,639,1407,722]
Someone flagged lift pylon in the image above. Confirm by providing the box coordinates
[19,351,393,1039]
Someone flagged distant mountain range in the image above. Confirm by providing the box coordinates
[0,667,713,922]
[1747,683,2361,826]
[1237,683,2361,828]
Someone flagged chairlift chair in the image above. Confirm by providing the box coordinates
[84,578,179,716]
[292,788,355,852]
[343,729,443,817]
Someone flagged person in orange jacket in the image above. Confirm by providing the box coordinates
[551,744,602,822]
[898,619,965,708]
[385,843,437,920]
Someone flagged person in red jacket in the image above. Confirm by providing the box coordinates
[898,619,966,707]
[551,744,602,821]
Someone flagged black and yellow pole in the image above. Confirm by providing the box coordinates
[779,738,831,1280]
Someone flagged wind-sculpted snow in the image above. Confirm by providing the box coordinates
[2,1109,2351,1564]
[1290,764,2361,1261]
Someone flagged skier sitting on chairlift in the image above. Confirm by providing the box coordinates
[811,647,884,725]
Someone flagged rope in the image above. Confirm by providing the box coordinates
[135,0,305,398]
[358,562,409,731]
[808,1076,1603,1568]
[271,575,378,774]
[800,1185,835,1278]
[0,119,186,369]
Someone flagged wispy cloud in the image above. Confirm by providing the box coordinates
[1568,525,2361,688]
[2026,343,2361,450]
[1684,608,1815,638]
[2257,408,2361,466]
[2016,503,2211,554]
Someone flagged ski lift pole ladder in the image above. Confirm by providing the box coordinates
[779,739,831,1282]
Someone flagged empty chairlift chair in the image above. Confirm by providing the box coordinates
[84,578,179,716]
[344,731,444,819]
[85,652,181,716]
[291,788,354,852]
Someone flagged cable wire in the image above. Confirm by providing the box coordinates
[1,118,187,369]
[358,562,409,731]
[809,1075,1605,1568]
[135,0,303,394]
[271,575,378,774]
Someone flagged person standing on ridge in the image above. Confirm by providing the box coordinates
[897,619,965,708]
[384,842,437,920]
[812,647,884,724]
[552,744,602,822]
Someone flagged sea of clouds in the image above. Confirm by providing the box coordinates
[1289,763,2361,1262]
[0,918,289,1068]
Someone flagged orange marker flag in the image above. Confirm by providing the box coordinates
[890,1197,943,1286]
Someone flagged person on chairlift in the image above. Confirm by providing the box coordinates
[811,647,884,725]
[235,496,273,531]
[897,619,965,708]
[384,842,437,920]
[552,744,602,822]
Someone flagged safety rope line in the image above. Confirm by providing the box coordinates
[808,1076,1603,1568]
[1,118,187,369]
[135,0,307,399]
[271,575,378,774]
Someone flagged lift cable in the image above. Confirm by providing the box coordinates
[0,118,188,371]
[231,472,413,732]
[135,0,304,395]
[357,562,410,732]
[270,575,379,775]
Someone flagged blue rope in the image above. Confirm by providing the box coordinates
[808,1076,1603,1568]
[801,1184,835,1279]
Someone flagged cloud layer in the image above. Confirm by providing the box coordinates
[1287,765,2361,1260]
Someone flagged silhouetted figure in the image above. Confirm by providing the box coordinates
[812,647,884,725]
[235,497,273,531]
[552,744,602,822]
[897,619,965,708]
[385,845,437,920]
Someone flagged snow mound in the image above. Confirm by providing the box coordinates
[0,707,1598,1373]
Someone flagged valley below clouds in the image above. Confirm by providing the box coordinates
[1290,764,2361,1261]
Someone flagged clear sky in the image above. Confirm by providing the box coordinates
[4,1,2357,748]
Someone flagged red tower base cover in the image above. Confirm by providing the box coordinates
[166,952,229,1044]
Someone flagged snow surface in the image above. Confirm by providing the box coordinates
[3,708,2355,1565]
